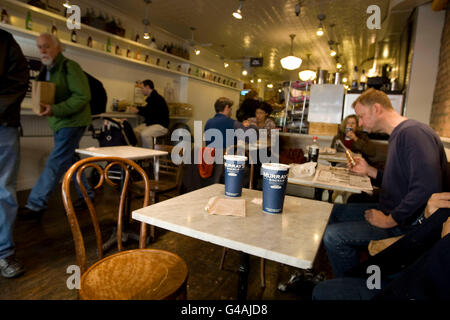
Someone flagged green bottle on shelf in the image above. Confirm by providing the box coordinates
[25,11,32,30]
[106,37,111,53]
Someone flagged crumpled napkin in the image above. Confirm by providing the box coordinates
[205,196,246,217]
[290,162,317,177]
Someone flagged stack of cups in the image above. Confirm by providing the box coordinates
[224,155,248,197]
[261,163,290,214]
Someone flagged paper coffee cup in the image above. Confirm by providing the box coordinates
[261,163,290,214]
[224,155,248,197]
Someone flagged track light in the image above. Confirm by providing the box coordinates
[63,0,71,8]
[233,0,244,19]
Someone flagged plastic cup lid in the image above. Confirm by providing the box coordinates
[224,155,247,162]
[262,163,290,171]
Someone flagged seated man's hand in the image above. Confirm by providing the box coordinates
[364,209,398,229]
[39,103,53,116]
[424,192,450,219]
[349,156,368,175]
[442,217,450,239]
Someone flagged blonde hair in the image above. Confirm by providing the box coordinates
[352,88,393,110]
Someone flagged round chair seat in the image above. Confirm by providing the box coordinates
[79,249,188,300]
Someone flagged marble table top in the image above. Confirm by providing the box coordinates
[132,184,333,269]
[76,146,168,160]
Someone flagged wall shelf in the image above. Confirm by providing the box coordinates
[0,23,241,92]
[1,0,242,90]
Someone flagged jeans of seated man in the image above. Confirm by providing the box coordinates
[134,123,168,149]
[0,126,20,260]
[323,203,405,278]
[26,126,94,211]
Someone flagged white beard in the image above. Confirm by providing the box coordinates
[41,56,53,66]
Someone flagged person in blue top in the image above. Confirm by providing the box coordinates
[204,97,254,150]
[323,88,448,278]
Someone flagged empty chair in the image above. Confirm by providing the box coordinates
[62,156,188,299]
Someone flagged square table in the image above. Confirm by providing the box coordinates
[132,183,333,299]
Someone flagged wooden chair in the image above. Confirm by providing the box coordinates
[149,144,184,204]
[62,156,188,300]
[218,145,267,288]
[368,235,405,256]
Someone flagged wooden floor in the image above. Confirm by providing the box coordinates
[0,185,332,300]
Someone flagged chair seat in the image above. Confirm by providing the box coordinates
[150,179,177,193]
[80,249,188,300]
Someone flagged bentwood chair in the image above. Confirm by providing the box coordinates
[218,145,267,288]
[62,156,188,300]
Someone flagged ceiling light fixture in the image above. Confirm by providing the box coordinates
[316,14,325,37]
[224,62,229,68]
[63,0,71,9]
[336,63,342,69]
[242,69,248,76]
[280,34,302,70]
[233,0,244,19]
[250,79,254,83]
[330,49,336,57]
[267,84,273,89]
[257,78,262,83]
[142,0,152,41]
[299,53,316,81]
[194,48,201,55]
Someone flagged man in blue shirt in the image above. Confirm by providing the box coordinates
[204,97,254,151]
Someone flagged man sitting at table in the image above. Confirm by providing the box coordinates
[204,97,255,151]
[129,79,169,149]
[322,88,448,278]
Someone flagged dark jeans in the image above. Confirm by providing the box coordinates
[323,203,405,278]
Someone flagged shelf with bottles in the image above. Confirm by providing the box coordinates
[0,0,241,88]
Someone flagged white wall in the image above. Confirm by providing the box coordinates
[404,4,445,124]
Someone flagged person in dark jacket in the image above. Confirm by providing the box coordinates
[312,192,450,300]
[323,88,448,278]
[130,79,169,149]
[0,30,29,278]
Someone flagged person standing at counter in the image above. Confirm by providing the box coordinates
[18,33,93,220]
[331,114,376,162]
[323,88,448,278]
[0,30,29,278]
[129,79,169,149]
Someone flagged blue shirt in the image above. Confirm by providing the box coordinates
[204,114,237,149]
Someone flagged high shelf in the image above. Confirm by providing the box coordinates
[0,0,242,91]
[282,80,312,134]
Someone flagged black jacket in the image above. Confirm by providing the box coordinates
[0,29,29,127]
[137,89,169,128]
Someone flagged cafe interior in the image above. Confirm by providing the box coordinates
[0,0,449,302]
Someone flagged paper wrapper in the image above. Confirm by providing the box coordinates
[290,162,317,177]
[205,196,246,217]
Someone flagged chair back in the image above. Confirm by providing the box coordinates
[153,144,184,193]
[61,156,151,274]
[225,144,255,189]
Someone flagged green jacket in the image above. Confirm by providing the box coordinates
[40,53,91,132]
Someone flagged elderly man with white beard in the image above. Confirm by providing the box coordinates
[18,33,94,221]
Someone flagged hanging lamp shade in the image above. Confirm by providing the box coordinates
[280,34,302,70]
[298,54,316,81]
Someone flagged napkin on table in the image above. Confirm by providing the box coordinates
[205,196,246,217]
